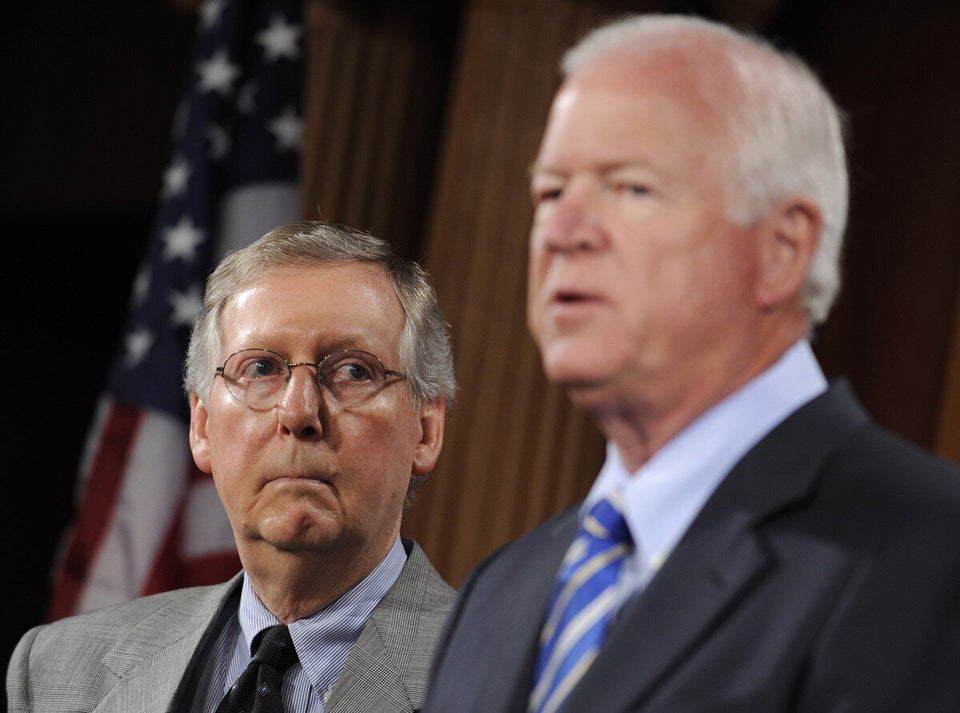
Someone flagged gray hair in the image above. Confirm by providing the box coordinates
[562,14,848,326]
[184,221,456,413]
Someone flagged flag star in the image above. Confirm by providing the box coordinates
[162,156,190,198]
[258,16,302,61]
[163,217,205,261]
[268,106,303,152]
[169,285,204,328]
[200,0,226,29]
[206,124,231,160]
[124,327,155,368]
[197,50,240,96]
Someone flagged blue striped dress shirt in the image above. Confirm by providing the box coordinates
[192,536,406,712]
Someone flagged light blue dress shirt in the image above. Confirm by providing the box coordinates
[195,536,406,713]
[583,339,828,605]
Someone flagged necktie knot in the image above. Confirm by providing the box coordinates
[583,493,631,545]
[251,624,298,673]
[216,624,298,713]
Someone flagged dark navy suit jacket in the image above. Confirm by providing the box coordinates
[423,381,960,712]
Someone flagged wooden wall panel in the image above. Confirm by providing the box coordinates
[809,1,960,462]
[300,0,456,257]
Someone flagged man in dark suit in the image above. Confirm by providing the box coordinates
[8,221,458,712]
[423,13,960,713]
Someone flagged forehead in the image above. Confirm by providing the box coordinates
[536,47,733,169]
[222,262,404,349]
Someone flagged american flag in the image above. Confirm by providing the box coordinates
[46,0,304,620]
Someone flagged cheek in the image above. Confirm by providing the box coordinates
[207,415,270,489]
[697,232,762,305]
[350,418,418,494]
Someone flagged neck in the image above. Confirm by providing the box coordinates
[239,539,392,623]
[586,326,807,472]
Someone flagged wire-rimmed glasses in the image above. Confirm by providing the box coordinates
[215,348,406,411]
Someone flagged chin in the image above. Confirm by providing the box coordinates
[543,356,626,413]
[541,345,605,387]
[258,508,341,549]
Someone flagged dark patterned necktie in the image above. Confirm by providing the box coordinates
[216,624,298,713]
[529,492,633,713]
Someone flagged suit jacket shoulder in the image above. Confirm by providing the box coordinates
[6,574,240,713]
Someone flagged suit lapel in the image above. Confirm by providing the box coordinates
[559,381,870,711]
[691,379,868,532]
[326,540,455,713]
[559,511,767,711]
[93,576,240,713]
[477,508,581,712]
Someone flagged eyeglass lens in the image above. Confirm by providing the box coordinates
[219,349,393,409]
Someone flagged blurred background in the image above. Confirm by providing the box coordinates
[2,0,958,697]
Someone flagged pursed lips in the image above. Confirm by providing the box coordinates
[267,471,333,487]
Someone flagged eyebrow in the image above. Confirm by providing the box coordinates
[238,334,379,357]
[530,159,657,178]
[528,163,568,183]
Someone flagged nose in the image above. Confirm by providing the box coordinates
[275,363,326,439]
[535,180,605,254]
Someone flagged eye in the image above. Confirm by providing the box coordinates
[612,181,650,196]
[323,352,381,384]
[239,354,286,381]
[530,174,564,206]
[534,186,563,204]
[341,362,373,382]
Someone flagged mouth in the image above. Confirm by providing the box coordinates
[550,287,600,307]
[264,476,337,505]
[538,285,607,334]
[269,472,332,487]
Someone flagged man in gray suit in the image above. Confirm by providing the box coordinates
[423,13,960,713]
[8,221,457,712]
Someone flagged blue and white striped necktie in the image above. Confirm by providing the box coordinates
[529,492,633,713]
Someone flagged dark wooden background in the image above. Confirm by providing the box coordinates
[3,0,958,690]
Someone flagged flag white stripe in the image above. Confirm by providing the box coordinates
[77,408,190,612]
[216,183,300,259]
[184,480,237,557]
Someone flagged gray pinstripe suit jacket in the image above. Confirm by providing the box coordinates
[7,539,454,712]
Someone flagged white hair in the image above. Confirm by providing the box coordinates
[562,14,848,325]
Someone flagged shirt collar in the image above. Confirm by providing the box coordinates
[237,536,407,692]
[585,339,827,580]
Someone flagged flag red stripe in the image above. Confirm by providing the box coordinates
[139,469,186,597]
[181,551,243,588]
[140,458,241,596]
[45,402,142,621]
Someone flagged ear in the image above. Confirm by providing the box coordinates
[755,198,821,310]
[189,393,214,474]
[411,397,446,476]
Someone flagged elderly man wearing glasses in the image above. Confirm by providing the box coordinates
[8,221,457,713]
